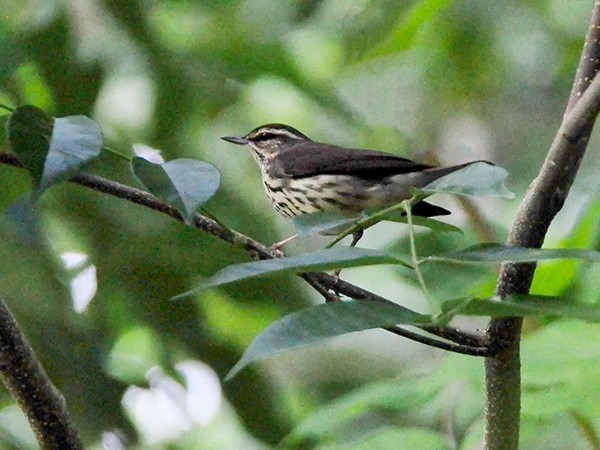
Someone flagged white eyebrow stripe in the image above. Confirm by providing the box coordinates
[250,127,306,140]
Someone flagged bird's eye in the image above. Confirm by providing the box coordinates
[256,132,273,141]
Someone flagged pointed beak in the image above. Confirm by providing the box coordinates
[221,135,249,145]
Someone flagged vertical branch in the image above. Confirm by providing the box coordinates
[484,3,600,449]
[567,3,600,112]
[0,297,83,450]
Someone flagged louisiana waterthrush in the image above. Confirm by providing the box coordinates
[222,124,488,246]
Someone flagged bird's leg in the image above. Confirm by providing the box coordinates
[269,233,298,256]
[333,229,364,279]
[349,229,364,248]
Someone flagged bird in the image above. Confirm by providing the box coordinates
[222,123,490,247]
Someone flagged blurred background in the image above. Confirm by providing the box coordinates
[2,0,600,449]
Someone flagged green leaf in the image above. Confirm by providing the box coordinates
[181,247,409,295]
[6,105,53,182]
[132,157,221,224]
[426,243,600,264]
[379,211,461,234]
[531,198,600,296]
[420,162,514,199]
[6,196,39,242]
[319,427,452,450]
[6,105,103,194]
[226,301,430,379]
[42,115,103,191]
[365,0,452,59]
[285,378,442,446]
[106,326,162,384]
[521,321,600,417]
[293,210,460,238]
[293,211,356,237]
[441,295,600,321]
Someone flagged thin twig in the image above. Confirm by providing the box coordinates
[383,325,489,356]
[571,410,600,450]
[306,272,488,356]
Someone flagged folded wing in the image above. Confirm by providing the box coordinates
[270,141,433,179]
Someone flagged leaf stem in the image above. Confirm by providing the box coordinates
[571,410,600,450]
[102,145,131,161]
[402,200,439,315]
[0,103,15,113]
[326,193,428,248]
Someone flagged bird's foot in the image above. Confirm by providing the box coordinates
[333,230,364,278]
[269,233,298,257]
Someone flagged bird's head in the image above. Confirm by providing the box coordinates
[222,124,310,161]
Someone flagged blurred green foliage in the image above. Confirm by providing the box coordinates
[1,0,600,448]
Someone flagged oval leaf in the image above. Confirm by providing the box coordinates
[226,301,430,379]
[175,247,409,297]
[420,162,514,199]
[6,105,54,182]
[6,106,103,194]
[426,243,600,264]
[294,210,461,237]
[42,115,103,191]
[382,213,461,234]
[132,157,221,224]
[293,211,356,237]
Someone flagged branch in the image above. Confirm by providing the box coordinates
[485,3,600,448]
[0,297,83,449]
[567,4,600,112]
[0,151,489,356]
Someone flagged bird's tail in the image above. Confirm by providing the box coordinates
[411,201,451,217]
[421,160,494,184]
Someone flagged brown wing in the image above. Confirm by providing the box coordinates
[270,141,433,179]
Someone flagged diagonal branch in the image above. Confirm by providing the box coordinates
[0,297,83,449]
[0,150,489,356]
[485,3,600,448]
